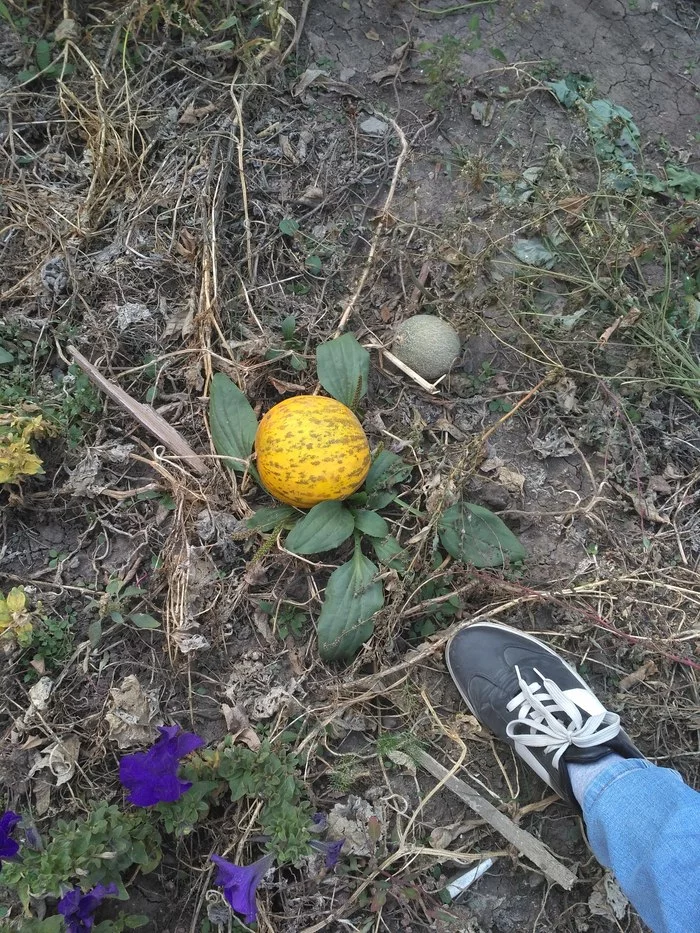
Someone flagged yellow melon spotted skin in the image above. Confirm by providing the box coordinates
[255,395,371,508]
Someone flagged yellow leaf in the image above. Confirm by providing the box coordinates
[0,436,44,483]
[6,587,26,613]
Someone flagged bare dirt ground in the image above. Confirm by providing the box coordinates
[1,0,699,931]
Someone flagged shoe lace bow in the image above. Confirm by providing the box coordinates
[505,666,621,767]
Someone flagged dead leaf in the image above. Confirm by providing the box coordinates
[221,703,261,750]
[252,607,275,646]
[34,780,51,817]
[554,375,578,412]
[327,797,385,856]
[497,466,525,497]
[471,99,495,126]
[171,631,211,653]
[365,28,381,40]
[612,483,671,524]
[29,678,53,712]
[371,64,402,83]
[434,417,466,440]
[297,185,324,205]
[479,458,525,495]
[557,194,589,214]
[392,41,412,61]
[105,675,162,748]
[175,228,197,261]
[292,67,326,98]
[588,872,629,920]
[55,17,80,42]
[386,750,416,775]
[647,475,673,495]
[619,660,657,691]
[28,735,81,787]
[619,306,642,328]
[179,102,217,125]
[268,375,304,394]
[532,429,577,459]
[598,316,623,345]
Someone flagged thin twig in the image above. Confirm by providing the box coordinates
[334,116,409,335]
[414,748,577,888]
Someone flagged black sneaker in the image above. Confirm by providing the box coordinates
[445,620,644,808]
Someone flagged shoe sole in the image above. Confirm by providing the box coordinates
[445,618,592,722]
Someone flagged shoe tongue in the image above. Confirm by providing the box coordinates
[564,744,614,765]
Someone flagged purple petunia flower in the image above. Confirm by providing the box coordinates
[0,811,21,863]
[310,837,344,869]
[119,725,204,807]
[57,883,118,933]
[211,852,274,925]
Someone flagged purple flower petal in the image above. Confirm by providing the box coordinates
[211,852,274,924]
[0,811,21,862]
[119,725,203,807]
[310,838,344,869]
[58,883,118,933]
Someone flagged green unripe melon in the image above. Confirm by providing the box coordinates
[392,315,461,382]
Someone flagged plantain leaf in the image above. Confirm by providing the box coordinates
[209,373,258,475]
[316,334,369,408]
[372,534,409,571]
[438,502,526,568]
[247,505,296,532]
[353,509,389,538]
[286,500,355,555]
[317,547,383,661]
[129,613,161,629]
[365,450,412,492]
[35,38,52,71]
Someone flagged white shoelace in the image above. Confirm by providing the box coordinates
[505,666,621,768]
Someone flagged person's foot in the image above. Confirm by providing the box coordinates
[445,620,644,808]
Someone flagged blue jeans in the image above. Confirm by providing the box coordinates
[582,759,700,932]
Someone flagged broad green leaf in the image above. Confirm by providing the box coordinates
[367,490,398,509]
[279,218,299,236]
[35,39,52,71]
[372,535,408,571]
[547,78,580,108]
[281,314,296,341]
[365,450,412,492]
[511,238,555,268]
[87,619,102,647]
[0,346,13,364]
[317,549,384,661]
[490,47,507,63]
[286,500,354,555]
[316,333,369,408]
[124,917,150,929]
[305,254,322,274]
[129,612,161,629]
[353,509,389,538]
[14,918,64,933]
[247,504,296,532]
[438,502,526,568]
[209,372,258,475]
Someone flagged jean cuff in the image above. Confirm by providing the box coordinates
[582,758,678,814]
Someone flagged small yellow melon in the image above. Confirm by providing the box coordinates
[255,395,371,509]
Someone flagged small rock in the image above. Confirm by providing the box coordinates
[360,116,389,136]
